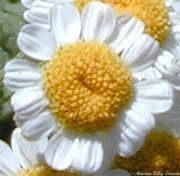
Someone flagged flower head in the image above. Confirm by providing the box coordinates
[43,41,133,133]
[72,0,180,91]
[4,1,174,174]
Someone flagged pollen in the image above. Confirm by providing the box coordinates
[74,0,169,43]
[113,132,180,173]
[17,164,80,176]
[43,42,132,133]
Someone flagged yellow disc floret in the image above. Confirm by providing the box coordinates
[43,42,132,133]
[113,132,180,173]
[17,164,79,176]
[74,0,169,43]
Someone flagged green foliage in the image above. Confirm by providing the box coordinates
[0,0,25,69]
[0,0,25,121]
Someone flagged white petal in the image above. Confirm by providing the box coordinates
[21,0,72,8]
[136,80,174,113]
[4,59,41,92]
[164,27,180,58]
[55,0,73,2]
[18,24,55,61]
[48,0,72,2]
[164,0,173,7]
[156,91,180,138]
[133,67,162,82]
[24,0,73,26]
[169,12,180,26]
[82,2,116,42]
[14,111,56,139]
[170,43,180,60]
[24,0,53,27]
[72,138,103,173]
[21,0,34,8]
[155,50,180,90]
[45,132,75,170]
[172,25,180,45]
[122,33,159,72]
[103,169,130,176]
[11,128,48,169]
[101,133,118,170]
[110,14,144,54]
[11,86,48,118]
[50,4,81,46]
[0,140,20,176]
[118,102,155,156]
[172,0,180,13]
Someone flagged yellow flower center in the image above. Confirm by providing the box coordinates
[43,42,133,133]
[17,164,79,176]
[74,0,169,43]
[113,132,180,173]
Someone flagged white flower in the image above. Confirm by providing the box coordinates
[4,1,173,174]
[69,0,180,90]
[133,0,180,138]
[0,128,47,176]
[0,128,81,176]
[129,0,180,91]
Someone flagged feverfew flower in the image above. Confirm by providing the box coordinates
[73,0,180,139]
[0,129,128,176]
[0,128,80,176]
[0,128,47,176]
[73,0,180,89]
[4,1,173,174]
